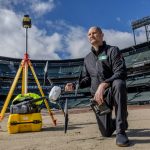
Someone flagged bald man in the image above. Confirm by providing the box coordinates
[65,26,129,147]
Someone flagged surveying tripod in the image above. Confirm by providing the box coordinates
[0,15,56,126]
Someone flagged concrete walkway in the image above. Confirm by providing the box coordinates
[0,105,150,150]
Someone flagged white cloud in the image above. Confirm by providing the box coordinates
[61,26,147,59]
[0,0,55,17]
[103,28,147,49]
[63,26,90,59]
[28,27,63,60]
[0,0,30,9]
[31,0,55,16]
[132,27,148,44]
[0,8,62,60]
[103,29,134,49]
[0,9,24,58]
[0,6,148,60]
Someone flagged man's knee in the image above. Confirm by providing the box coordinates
[112,79,127,104]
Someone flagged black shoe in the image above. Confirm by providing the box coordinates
[116,132,129,147]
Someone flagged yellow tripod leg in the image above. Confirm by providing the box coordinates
[24,61,28,94]
[0,64,23,120]
[22,61,28,95]
[28,61,57,126]
[22,64,25,95]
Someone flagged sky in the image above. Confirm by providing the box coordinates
[0,0,149,60]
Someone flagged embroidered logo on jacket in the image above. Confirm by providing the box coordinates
[98,55,107,60]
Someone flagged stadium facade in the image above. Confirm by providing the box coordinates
[0,41,150,109]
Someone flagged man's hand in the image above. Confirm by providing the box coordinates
[65,83,75,92]
[94,82,110,105]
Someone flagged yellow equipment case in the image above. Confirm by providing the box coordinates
[7,113,42,134]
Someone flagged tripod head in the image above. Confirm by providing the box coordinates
[22,15,31,28]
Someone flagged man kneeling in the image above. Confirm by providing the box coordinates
[65,26,129,147]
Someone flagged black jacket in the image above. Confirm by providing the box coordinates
[79,42,127,95]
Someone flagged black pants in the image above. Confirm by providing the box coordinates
[94,79,128,137]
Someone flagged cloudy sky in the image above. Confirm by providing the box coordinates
[0,0,149,60]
